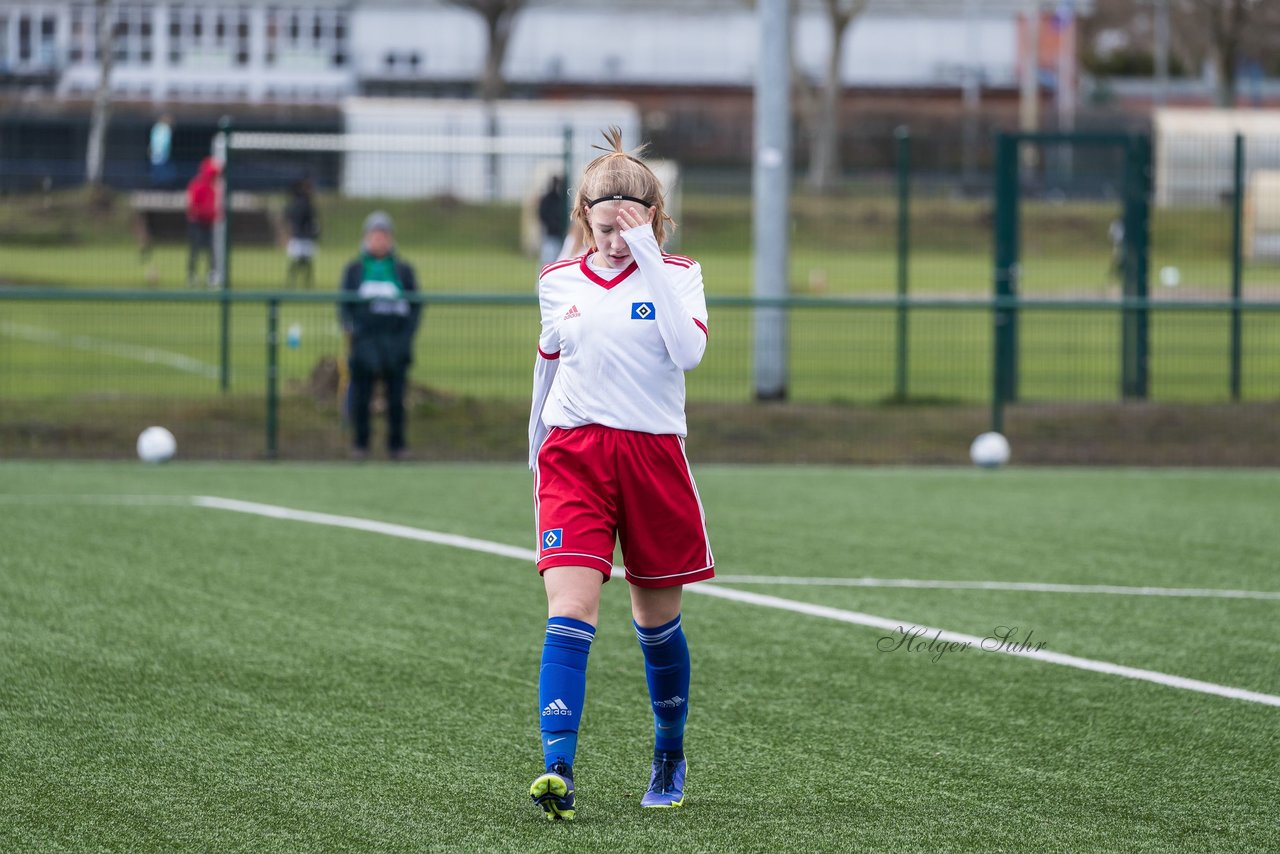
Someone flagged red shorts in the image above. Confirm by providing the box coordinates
[534,424,715,589]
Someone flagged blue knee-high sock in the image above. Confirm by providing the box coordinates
[635,614,690,759]
[539,616,595,772]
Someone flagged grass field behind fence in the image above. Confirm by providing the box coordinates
[2,189,1277,297]
[1,462,1277,852]
[3,297,1279,406]
[4,189,1280,428]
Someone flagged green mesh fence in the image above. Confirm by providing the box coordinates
[2,290,1278,463]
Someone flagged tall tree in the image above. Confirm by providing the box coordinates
[739,0,868,192]
[807,0,868,192]
[444,0,529,101]
[85,0,116,194]
[1182,0,1264,107]
[1082,0,1280,106]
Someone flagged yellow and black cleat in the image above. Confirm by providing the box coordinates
[530,764,575,821]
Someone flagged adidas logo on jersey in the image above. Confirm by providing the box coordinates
[542,699,573,716]
[564,305,581,320]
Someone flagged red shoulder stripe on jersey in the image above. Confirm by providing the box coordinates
[663,253,695,266]
[539,257,581,279]
[663,257,694,269]
[538,347,560,360]
[693,318,708,337]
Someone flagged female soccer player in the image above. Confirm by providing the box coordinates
[527,129,714,820]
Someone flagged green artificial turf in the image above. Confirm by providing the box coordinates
[1,462,1277,852]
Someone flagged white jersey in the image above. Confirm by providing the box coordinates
[532,224,708,440]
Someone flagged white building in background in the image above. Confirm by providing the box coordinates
[357,0,1026,91]
[51,2,354,102]
[0,0,1086,104]
[338,96,640,200]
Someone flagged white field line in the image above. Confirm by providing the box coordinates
[0,320,220,379]
[711,575,1280,601]
[16,492,1278,603]
[0,494,195,506]
[192,496,533,561]
[191,495,1280,709]
[691,586,1280,708]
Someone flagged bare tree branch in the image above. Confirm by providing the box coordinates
[443,0,529,102]
[1171,0,1266,106]
[808,0,868,192]
[85,0,116,193]
[1083,0,1278,105]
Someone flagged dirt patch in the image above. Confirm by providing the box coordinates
[2,394,1278,466]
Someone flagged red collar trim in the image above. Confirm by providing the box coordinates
[579,252,638,289]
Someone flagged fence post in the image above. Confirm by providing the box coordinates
[993,132,1020,412]
[561,125,574,231]
[1230,132,1244,401]
[266,298,279,459]
[1121,133,1151,399]
[894,126,911,401]
[215,116,233,392]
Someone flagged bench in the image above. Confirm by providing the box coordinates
[130,190,279,249]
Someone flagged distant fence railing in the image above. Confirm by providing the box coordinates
[2,289,1278,459]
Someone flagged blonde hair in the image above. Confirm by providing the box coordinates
[572,127,676,248]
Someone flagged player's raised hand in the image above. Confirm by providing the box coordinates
[616,204,656,233]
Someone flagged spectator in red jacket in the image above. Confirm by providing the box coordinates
[186,157,222,288]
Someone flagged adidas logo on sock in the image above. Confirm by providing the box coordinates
[542,698,573,716]
[564,305,581,320]
[654,695,686,709]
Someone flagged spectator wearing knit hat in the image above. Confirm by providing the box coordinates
[338,211,422,460]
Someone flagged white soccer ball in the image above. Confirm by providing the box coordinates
[137,426,177,463]
[1159,266,1181,288]
[969,431,1010,468]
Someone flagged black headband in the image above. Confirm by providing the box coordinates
[586,194,651,208]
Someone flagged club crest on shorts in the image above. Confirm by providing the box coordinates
[631,302,655,320]
[541,528,563,549]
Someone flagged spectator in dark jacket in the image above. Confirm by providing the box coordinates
[285,176,319,288]
[186,156,221,288]
[339,211,422,460]
[538,174,568,266]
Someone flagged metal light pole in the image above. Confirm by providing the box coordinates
[1154,0,1170,107]
[753,0,791,400]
